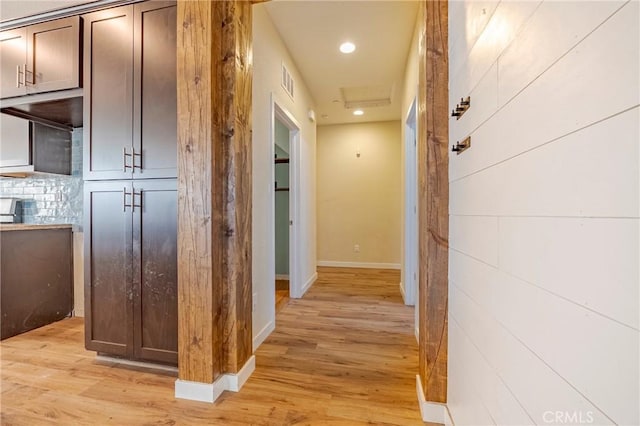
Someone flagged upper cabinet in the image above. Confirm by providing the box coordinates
[83,2,177,181]
[0,16,81,99]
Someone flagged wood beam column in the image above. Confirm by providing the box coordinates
[176,0,253,399]
[418,0,449,405]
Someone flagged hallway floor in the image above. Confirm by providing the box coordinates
[1,267,423,425]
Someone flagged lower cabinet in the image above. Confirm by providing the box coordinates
[84,179,177,365]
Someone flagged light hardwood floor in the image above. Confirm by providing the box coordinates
[1,267,423,425]
[275,279,289,313]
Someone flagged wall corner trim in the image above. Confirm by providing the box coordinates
[254,320,276,350]
[416,375,450,424]
[226,355,256,392]
[175,356,256,403]
[294,271,317,299]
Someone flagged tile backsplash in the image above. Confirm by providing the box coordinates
[0,128,83,227]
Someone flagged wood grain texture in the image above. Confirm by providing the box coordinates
[0,267,424,425]
[418,0,449,403]
[177,0,252,383]
[177,0,217,384]
[276,279,289,312]
[216,0,253,375]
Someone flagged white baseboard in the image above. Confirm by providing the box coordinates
[416,375,448,423]
[225,355,255,392]
[175,355,256,403]
[175,376,226,403]
[399,281,405,299]
[317,261,401,270]
[445,405,455,426]
[253,320,275,350]
[299,272,317,297]
[275,274,289,280]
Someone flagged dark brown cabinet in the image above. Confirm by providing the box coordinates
[84,179,177,365]
[0,16,81,99]
[83,2,177,181]
[1,227,73,340]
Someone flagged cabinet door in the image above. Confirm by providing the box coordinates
[133,2,177,179]
[84,180,133,357]
[0,28,27,99]
[27,16,81,93]
[132,179,177,364]
[83,6,133,180]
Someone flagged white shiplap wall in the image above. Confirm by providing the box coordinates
[447,1,639,425]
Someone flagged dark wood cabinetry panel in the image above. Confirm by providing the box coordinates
[0,228,73,340]
[28,16,81,93]
[133,2,177,179]
[82,1,178,367]
[83,2,177,181]
[0,28,27,98]
[133,179,177,363]
[84,180,132,356]
[0,16,81,99]
[84,179,177,365]
[83,7,133,180]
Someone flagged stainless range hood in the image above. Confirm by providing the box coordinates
[0,88,83,131]
[0,198,23,223]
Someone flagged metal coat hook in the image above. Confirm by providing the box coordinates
[451,96,471,120]
[451,136,471,155]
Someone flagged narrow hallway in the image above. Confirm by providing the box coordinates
[249,266,421,424]
[0,268,422,425]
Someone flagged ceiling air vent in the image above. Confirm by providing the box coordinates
[281,63,294,100]
[340,85,393,109]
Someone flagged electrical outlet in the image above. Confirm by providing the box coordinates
[252,293,257,312]
[354,244,360,253]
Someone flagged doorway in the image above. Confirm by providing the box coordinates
[274,116,290,311]
[403,97,418,310]
[271,97,301,309]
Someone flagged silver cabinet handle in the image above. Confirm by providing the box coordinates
[132,148,142,171]
[123,187,132,212]
[16,65,24,87]
[132,190,142,212]
[123,147,133,172]
[23,63,31,85]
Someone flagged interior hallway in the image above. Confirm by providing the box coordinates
[1,267,422,425]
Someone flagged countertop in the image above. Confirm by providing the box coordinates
[0,223,73,232]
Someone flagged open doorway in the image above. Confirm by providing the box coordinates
[403,97,418,309]
[274,116,290,312]
[271,97,302,310]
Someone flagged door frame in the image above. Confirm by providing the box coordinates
[403,96,418,307]
[270,94,302,300]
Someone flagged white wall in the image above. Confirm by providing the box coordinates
[252,5,317,348]
[401,12,420,316]
[448,1,639,425]
[316,121,402,268]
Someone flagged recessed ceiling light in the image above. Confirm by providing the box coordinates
[339,42,356,54]
[353,109,364,116]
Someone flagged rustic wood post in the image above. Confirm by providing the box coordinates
[175,0,253,402]
[418,0,449,406]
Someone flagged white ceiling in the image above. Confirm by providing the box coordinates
[2,0,418,126]
[264,0,419,125]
